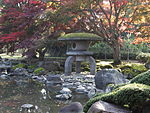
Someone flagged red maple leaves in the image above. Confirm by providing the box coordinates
[0,31,25,42]
[0,0,46,43]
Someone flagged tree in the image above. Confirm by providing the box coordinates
[0,0,47,57]
[0,0,79,60]
[131,0,150,46]
[62,0,149,64]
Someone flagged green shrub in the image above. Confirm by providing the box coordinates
[121,63,148,78]
[12,63,26,70]
[130,70,150,86]
[84,83,150,113]
[136,52,150,63]
[34,67,45,75]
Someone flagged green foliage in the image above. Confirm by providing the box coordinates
[131,70,150,86]
[120,63,148,78]
[90,39,150,60]
[59,33,102,39]
[34,67,45,75]
[121,38,150,59]
[12,63,26,70]
[136,52,150,63]
[84,83,150,113]
[89,42,113,59]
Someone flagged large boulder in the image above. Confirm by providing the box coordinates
[58,102,83,113]
[95,69,127,90]
[87,100,132,113]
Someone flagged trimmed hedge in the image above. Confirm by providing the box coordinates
[84,83,150,113]
[130,70,150,86]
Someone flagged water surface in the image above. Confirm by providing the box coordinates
[0,77,88,113]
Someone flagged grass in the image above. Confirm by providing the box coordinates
[0,53,23,59]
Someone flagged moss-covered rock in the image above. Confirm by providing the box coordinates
[130,70,150,86]
[12,63,26,70]
[120,64,148,78]
[34,67,45,75]
[136,52,150,63]
[84,83,150,113]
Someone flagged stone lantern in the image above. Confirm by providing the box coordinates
[58,33,101,76]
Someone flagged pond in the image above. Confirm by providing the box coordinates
[0,77,89,113]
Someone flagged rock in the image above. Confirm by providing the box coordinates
[13,68,28,76]
[87,100,132,113]
[0,74,9,79]
[74,82,81,87]
[37,61,44,67]
[60,87,72,94]
[42,61,61,72]
[46,74,63,85]
[32,76,45,82]
[142,100,150,113]
[58,102,83,113]
[75,85,87,93]
[0,62,11,73]
[105,85,114,93]
[145,63,150,69]
[95,69,128,90]
[21,104,34,109]
[62,83,74,88]
[56,94,72,100]
[20,104,35,112]
[87,88,96,98]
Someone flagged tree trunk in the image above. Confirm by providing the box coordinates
[112,42,121,65]
[37,48,47,61]
[39,52,45,61]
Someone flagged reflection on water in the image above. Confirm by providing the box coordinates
[0,78,88,113]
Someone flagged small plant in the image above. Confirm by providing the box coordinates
[12,63,26,70]
[34,67,45,75]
